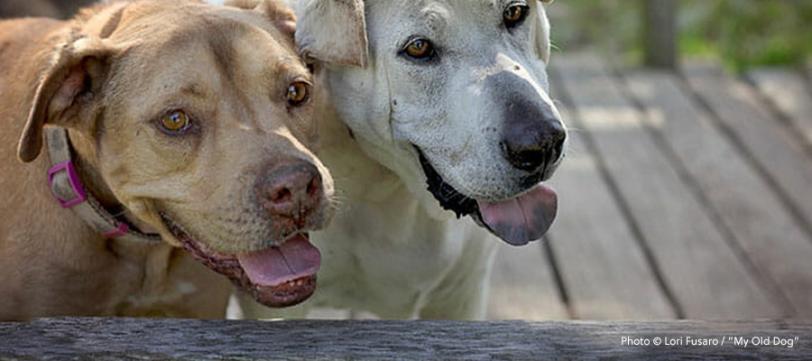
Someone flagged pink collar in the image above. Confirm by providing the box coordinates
[46,128,160,244]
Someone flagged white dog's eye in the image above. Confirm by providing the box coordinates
[400,37,437,62]
[504,3,530,29]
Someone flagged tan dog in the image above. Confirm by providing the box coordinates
[0,0,334,320]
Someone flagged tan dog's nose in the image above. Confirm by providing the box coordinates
[256,161,323,227]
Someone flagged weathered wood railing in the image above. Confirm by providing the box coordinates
[0,319,809,360]
[643,0,678,68]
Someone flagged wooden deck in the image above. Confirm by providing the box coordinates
[3,318,811,360]
[487,52,812,321]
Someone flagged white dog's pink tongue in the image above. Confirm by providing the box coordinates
[477,184,558,246]
[237,234,321,287]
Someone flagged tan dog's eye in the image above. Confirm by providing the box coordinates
[286,81,310,107]
[404,38,434,60]
[504,4,529,29]
[159,110,192,133]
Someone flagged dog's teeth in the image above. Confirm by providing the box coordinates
[279,279,307,288]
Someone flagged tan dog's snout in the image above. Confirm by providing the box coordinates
[255,160,324,229]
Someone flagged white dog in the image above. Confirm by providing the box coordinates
[232,0,567,319]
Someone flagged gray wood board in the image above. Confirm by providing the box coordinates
[1,318,809,360]
[747,69,812,151]
[543,105,675,319]
[552,53,778,319]
[683,63,812,231]
[624,69,801,317]
[487,242,570,320]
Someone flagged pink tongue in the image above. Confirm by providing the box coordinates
[237,234,321,287]
[477,184,558,246]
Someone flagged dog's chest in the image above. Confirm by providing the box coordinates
[6,237,229,319]
[310,189,476,317]
[102,243,231,318]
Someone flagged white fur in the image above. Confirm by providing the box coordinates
[237,0,564,319]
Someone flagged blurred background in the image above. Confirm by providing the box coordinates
[2,1,811,321]
[549,0,812,71]
[489,0,812,321]
[0,0,91,19]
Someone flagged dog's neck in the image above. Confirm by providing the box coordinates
[65,128,121,210]
[314,93,404,204]
[314,90,454,221]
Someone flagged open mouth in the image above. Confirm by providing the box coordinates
[417,150,558,246]
[160,213,320,308]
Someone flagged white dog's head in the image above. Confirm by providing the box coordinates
[296,0,566,246]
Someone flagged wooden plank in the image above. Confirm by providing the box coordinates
[487,242,569,320]
[625,69,812,317]
[309,308,353,320]
[683,63,812,230]
[544,107,675,320]
[552,53,781,319]
[643,0,678,69]
[1,318,810,360]
[747,69,812,151]
[807,65,812,84]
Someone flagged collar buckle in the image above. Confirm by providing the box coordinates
[47,160,87,208]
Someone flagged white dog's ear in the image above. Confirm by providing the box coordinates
[294,0,369,67]
[18,36,119,162]
[533,0,553,63]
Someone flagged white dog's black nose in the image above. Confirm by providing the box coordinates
[500,99,566,174]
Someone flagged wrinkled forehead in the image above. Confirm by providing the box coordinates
[120,6,300,65]
[109,9,308,117]
[378,0,518,17]
[368,0,542,47]
[121,25,295,84]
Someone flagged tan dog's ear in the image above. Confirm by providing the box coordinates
[294,0,368,67]
[533,0,554,63]
[18,36,119,163]
[225,0,297,38]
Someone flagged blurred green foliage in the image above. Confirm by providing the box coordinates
[549,0,812,71]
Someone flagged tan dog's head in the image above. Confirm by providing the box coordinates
[17,0,333,307]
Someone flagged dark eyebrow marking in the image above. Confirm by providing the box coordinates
[180,84,208,100]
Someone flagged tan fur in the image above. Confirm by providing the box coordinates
[0,0,331,320]
[224,0,296,37]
